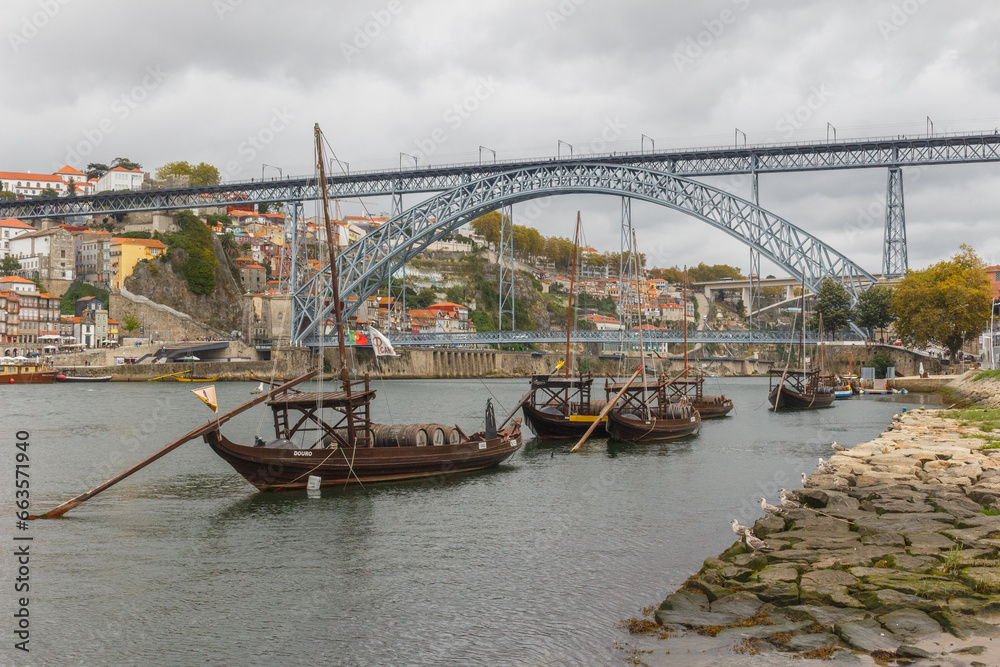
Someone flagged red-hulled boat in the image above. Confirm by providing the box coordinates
[1,361,56,384]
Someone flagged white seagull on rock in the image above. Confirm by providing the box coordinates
[745,530,773,552]
[731,519,750,537]
[818,458,837,474]
[832,442,847,452]
[801,472,817,488]
[759,497,786,516]
[780,494,801,509]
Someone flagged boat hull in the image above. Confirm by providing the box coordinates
[768,386,836,410]
[1,371,56,384]
[521,403,606,439]
[606,410,701,443]
[690,399,733,419]
[205,427,523,491]
[55,375,113,383]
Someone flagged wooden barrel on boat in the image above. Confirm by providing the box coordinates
[584,399,609,416]
[440,425,461,445]
[424,424,448,446]
[372,424,428,447]
[331,427,375,447]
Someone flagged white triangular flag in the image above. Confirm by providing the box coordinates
[368,326,398,357]
[192,385,218,413]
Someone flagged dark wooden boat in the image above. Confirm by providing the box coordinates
[1,361,56,384]
[667,376,733,418]
[603,376,701,443]
[521,373,608,439]
[55,374,113,382]
[201,124,522,492]
[768,368,836,410]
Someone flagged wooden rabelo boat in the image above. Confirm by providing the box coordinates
[521,373,608,439]
[202,123,522,491]
[768,367,836,410]
[667,376,734,418]
[519,212,606,439]
[604,374,702,443]
[1,360,57,384]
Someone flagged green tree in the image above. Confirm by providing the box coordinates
[687,262,742,282]
[67,180,76,195]
[891,244,991,360]
[156,161,219,186]
[122,314,142,336]
[470,211,503,249]
[855,285,894,340]
[86,163,110,179]
[258,203,271,214]
[0,256,21,276]
[649,266,684,284]
[37,187,58,198]
[808,278,852,336]
[162,210,218,294]
[111,157,143,171]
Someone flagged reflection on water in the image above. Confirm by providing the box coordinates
[10,377,940,665]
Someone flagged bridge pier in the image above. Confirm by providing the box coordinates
[882,166,908,278]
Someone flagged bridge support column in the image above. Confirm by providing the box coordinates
[498,204,515,344]
[387,192,406,332]
[882,166,908,278]
[280,201,305,293]
[749,170,761,332]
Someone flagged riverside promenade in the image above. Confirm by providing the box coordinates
[620,375,1000,665]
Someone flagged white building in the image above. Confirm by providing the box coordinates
[94,167,144,192]
[0,218,35,259]
[0,166,97,197]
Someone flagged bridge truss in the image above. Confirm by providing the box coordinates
[293,162,877,347]
[384,328,862,346]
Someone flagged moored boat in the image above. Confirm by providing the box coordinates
[768,368,836,410]
[55,374,113,383]
[667,376,734,418]
[604,374,701,443]
[201,123,523,491]
[1,359,57,384]
[521,373,608,439]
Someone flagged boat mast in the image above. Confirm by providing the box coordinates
[314,124,356,442]
[800,268,806,372]
[819,312,825,377]
[632,230,649,418]
[564,213,581,381]
[683,265,688,380]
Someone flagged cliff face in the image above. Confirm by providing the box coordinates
[124,236,245,332]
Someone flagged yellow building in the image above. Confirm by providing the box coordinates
[110,238,167,289]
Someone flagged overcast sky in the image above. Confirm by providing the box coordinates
[4,0,999,276]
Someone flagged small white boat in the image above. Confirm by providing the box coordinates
[833,387,853,399]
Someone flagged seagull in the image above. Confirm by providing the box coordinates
[801,472,817,488]
[780,494,801,509]
[831,442,847,452]
[759,497,786,516]
[731,519,750,537]
[745,530,772,552]
[250,382,265,395]
[779,488,798,502]
[818,458,837,474]
[834,477,848,489]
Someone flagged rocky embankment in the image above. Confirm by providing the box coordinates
[626,407,1000,665]
[947,371,1000,409]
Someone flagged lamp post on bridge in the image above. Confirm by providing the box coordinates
[557,140,573,159]
[735,128,747,147]
[641,134,655,154]
[479,146,496,164]
[826,123,837,142]
[400,152,418,170]
[328,158,349,175]
[261,164,282,181]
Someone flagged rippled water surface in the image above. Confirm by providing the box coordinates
[1,378,941,665]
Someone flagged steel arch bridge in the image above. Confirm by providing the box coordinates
[293,162,877,346]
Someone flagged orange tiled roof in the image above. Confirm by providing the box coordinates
[0,171,62,183]
[0,276,34,284]
[0,218,33,229]
[54,165,85,175]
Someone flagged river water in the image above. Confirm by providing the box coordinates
[1,378,942,666]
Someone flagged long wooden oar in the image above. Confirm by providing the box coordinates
[498,390,532,430]
[570,365,643,453]
[32,369,319,519]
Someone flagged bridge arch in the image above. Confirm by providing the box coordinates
[293,163,876,343]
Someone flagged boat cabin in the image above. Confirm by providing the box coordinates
[266,375,375,448]
[527,373,598,417]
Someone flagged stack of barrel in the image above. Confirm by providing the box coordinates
[371,423,462,447]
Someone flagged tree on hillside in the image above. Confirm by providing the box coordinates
[38,187,58,199]
[470,211,503,250]
[111,157,143,171]
[86,163,110,179]
[649,266,685,284]
[891,244,991,360]
[0,190,14,201]
[687,262,742,282]
[156,161,221,186]
[855,285,894,340]
[808,278,852,336]
[1,256,21,276]
[122,314,142,336]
